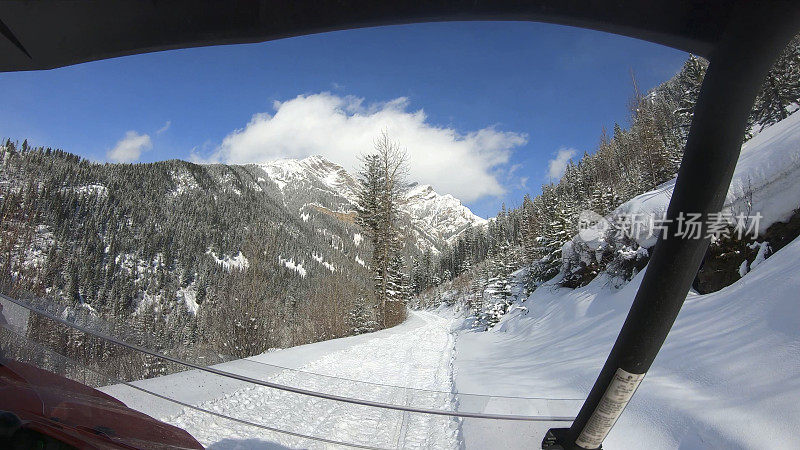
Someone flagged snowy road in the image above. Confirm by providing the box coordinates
[108,310,461,449]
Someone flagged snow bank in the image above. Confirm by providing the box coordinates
[454,234,800,449]
[612,111,800,248]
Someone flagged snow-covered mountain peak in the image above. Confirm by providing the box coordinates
[406,183,436,199]
[405,184,484,220]
[402,183,486,248]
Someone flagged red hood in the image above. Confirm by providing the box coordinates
[0,359,203,449]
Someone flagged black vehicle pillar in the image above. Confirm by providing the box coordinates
[544,2,800,449]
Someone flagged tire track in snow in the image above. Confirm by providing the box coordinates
[166,311,461,449]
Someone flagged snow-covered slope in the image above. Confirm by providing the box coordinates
[609,111,800,249]
[257,155,486,253]
[453,113,800,449]
[454,233,800,449]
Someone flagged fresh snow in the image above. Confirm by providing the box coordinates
[102,311,460,449]
[456,113,800,449]
[453,112,800,448]
[73,184,108,197]
[260,155,360,205]
[750,241,770,270]
[17,225,53,271]
[171,170,201,196]
[738,259,749,277]
[453,233,800,449]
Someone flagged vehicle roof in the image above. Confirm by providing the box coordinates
[0,0,750,72]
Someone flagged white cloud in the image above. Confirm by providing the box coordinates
[547,147,577,181]
[156,120,171,135]
[201,93,527,202]
[107,131,152,163]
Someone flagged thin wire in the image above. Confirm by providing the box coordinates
[117,382,388,450]
[240,356,584,401]
[9,291,582,400]
[0,293,577,422]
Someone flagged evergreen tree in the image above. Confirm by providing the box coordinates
[674,55,708,136]
[355,131,410,328]
[750,36,800,130]
[348,295,377,335]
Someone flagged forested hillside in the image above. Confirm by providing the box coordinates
[0,152,374,377]
[0,145,485,380]
[416,35,800,328]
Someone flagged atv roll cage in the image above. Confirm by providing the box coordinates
[2,1,799,449]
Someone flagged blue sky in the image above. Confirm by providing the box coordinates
[0,21,687,218]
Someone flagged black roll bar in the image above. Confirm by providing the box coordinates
[544,3,800,449]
